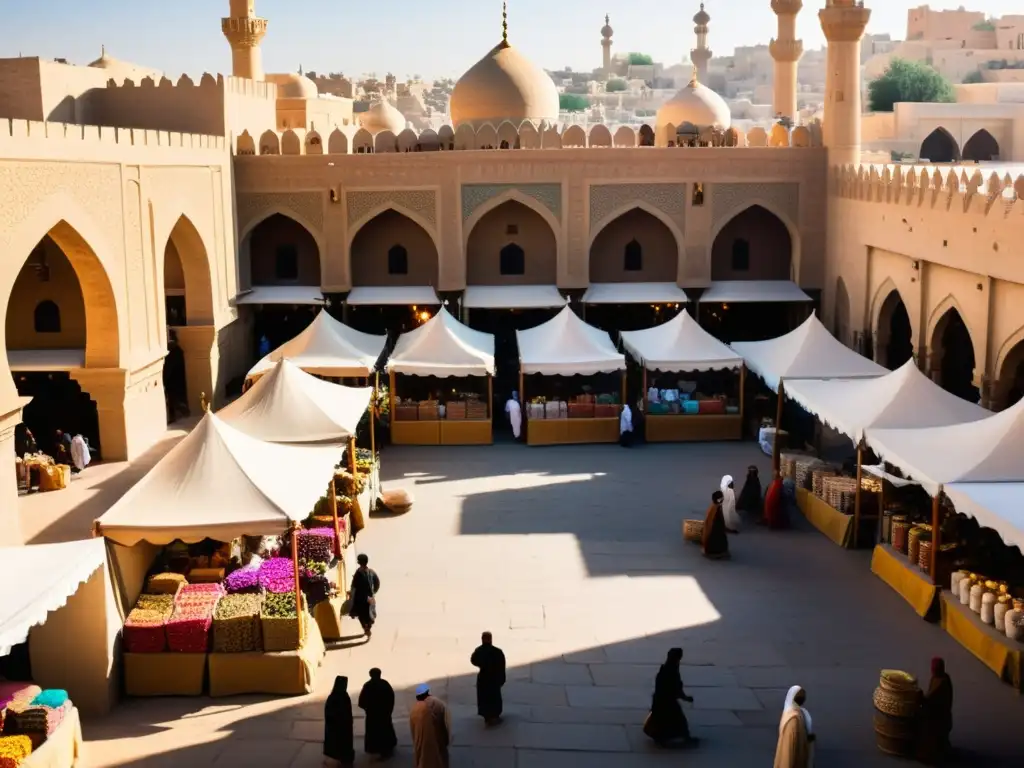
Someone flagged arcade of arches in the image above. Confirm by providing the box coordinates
[466,201,556,285]
[918,127,1001,164]
[710,205,792,281]
[588,208,677,284]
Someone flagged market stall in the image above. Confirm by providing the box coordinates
[95,411,340,698]
[783,360,988,549]
[516,306,626,446]
[731,314,886,473]
[865,398,1024,687]
[387,307,495,446]
[620,311,744,442]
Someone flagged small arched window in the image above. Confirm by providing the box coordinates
[624,239,643,271]
[275,245,299,281]
[731,239,751,271]
[34,300,61,333]
[500,244,525,275]
[388,245,408,275]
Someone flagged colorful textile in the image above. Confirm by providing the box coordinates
[29,690,67,709]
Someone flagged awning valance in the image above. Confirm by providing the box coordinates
[581,282,689,305]
[620,310,742,372]
[387,307,495,377]
[235,286,324,305]
[699,280,813,303]
[463,285,566,309]
[517,306,625,376]
[346,286,440,306]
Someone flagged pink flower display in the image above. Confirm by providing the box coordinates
[296,528,336,563]
[258,557,297,594]
[224,566,260,594]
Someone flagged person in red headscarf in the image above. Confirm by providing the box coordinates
[916,657,953,765]
[763,473,788,530]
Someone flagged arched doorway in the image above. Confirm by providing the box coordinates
[962,129,999,162]
[349,209,439,334]
[931,308,978,402]
[4,222,120,463]
[243,213,322,358]
[467,200,557,285]
[919,128,960,163]
[997,337,1024,410]
[876,290,914,370]
[833,277,851,346]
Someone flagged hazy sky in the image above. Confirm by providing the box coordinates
[0,1,1016,80]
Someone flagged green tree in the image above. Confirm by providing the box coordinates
[628,53,654,66]
[867,58,956,112]
[559,93,590,112]
[606,79,628,93]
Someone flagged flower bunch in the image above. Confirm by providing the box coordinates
[258,557,296,594]
[224,566,260,594]
[296,528,335,563]
[262,592,298,618]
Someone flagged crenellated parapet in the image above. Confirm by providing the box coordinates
[0,118,227,152]
[831,162,1024,217]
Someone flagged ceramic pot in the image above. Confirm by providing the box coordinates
[970,583,985,613]
[1005,608,1023,642]
[951,570,965,594]
[994,597,1010,632]
[981,592,996,625]
[959,576,972,605]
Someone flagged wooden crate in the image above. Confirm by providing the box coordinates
[418,401,439,421]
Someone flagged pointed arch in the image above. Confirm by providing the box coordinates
[280,129,303,155]
[613,126,636,147]
[962,129,999,162]
[243,213,323,288]
[871,281,914,369]
[928,299,978,402]
[709,202,798,282]
[497,121,519,148]
[833,276,851,346]
[589,124,612,147]
[994,326,1024,409]
[327,128,349,154]
[305,130,323,155]
[347,202,441,257]
[919,127,960,163]
[563,125,587,147]
[349,208,439,287]
[397,128,418,152]
[587,200,683,256]
[588,205,681,283]
[462,189,562,259]
[466,198,558,285]
[258,129,280,155]
[995,324,1024,382]
[236,130,256,155]
[374,130,398,153]
[454,124,476,150]
[925,293,972,353]
[352,128,373,153]
[476,124,499,149]
[163,214,215,325]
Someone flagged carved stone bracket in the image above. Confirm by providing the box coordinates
[461,184,562,222]
[588,183,687,235]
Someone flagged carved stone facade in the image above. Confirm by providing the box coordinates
[347,189,438,227]
[461,183,562,222]
[237,191,324,237]
[588,183,687,235]
[710,182,800,233]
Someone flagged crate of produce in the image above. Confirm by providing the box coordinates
[698,398,726,415]
[260,593,303,652]
[417,401,439,420]
[166,589,220,653]
[224,565,261,594]
[593,404,619,419]
[445,401,467,420]
[174,582,226,604]
[293,527,335,563]
[124,594,175,653]
[574,393,596,404]
[811,468,838,498]
[212,594,264,653]
[146,572,186,595]
[394,404,419,422]
[466,401,487,420]
[543,401,560,419]
[568,403,595,419]
[822,476,858,512]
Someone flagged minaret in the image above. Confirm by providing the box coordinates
[769,0,804,121]
[819,0,871,167]
[690,4,712,84]
[222,0,268,81]
[601,15,614,79]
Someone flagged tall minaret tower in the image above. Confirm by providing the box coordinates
[690,4,712,83]
[222,0,268,81]
[601,15,614,79]
[769,0,803,121]
[819,0,871,167]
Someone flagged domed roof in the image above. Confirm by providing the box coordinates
[601,14,613,38]
[693,3,710,25]
[656,72,731,131]
[359,100,407,135]
[88,47,146,72]
[449,41,560,128]
[266,73,319,99]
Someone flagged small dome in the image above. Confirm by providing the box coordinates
[88,47,142,70]
[601,14,613,38]
[450,41,560,128]
[266,73,319,99]
[656,73,731,132]
[359,100,407,134]
[693,3,710,25]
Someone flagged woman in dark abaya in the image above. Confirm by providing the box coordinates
[323,676,355,768]
[358,668,398,758]
[643,648,698,748]
[916,657,954,765]
[347,553,381,639]
[701,491,730,560]
[737,465,762,520]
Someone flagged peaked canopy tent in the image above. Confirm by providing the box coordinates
[620,311,746,442]
[784,360,991,548]
[731,314,887,473]
[386,307,496,446]
[516,306,627,446]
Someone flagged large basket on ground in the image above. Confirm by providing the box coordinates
[872,670,920,757]
[381,488,414,515]
[212,594,264,653]
[683,519,704,543]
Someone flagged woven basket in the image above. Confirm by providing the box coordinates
[907,527,924,565]
[891,518,910,552]
[683,519,704,543]
[917,540,933,572]
[812,468,837,498]
[879,669,918,692]
[260,595,305,652]
[873,686,919,719]
[212,594,264,653]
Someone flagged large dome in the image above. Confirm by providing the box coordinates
[359,100,407,135]
[449,41,560,128]
[266,73,319,99]
[656,74,731,132]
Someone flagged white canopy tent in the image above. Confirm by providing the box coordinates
[246,310,386,381]
[581,282,689,305]
[943,483,1024,552]
[96,411,341,546]
[220,360,372,443]
[462,285,567,309]
[387,307,495,377]
[517,306,625,376]
[620,310,742,372]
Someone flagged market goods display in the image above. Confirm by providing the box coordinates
[872,670,920,757]
[261,592,302,652]
[295,528,335,563]
[224,565,260,594]
[212,594,264,653]
[124,594,175,653]
[2,696,69,749]
[1005,600,1024,642]
[166,583,223,653]
[258,557,296,594]
[146,572,186,595]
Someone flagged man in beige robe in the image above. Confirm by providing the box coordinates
[409,683,450,768]
[774,685,814,768]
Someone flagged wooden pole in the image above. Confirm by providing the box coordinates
[348,436,357,475]
[739,365,746,421]
[878,471,886,546]
[773,379,785,475]
[329,474,341,557]
[642,368,648,412]
[487,374,493,419]
[853,442,863,549]
[930,491,942,582]
[620,369,627,408]
[370,371,378,457]
[388,369,396,427]
[291,523,305,645]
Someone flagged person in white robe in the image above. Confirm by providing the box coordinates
[619,404,634,447]
[70,434,91,472]
[774,684,814,768]
[720,475,740,533]
[505,392,522,439]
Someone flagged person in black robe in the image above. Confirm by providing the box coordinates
[470,631,507,725]
[736,465,762,521]
[323,676,355,767]
[701,491,730,560]
[358,667,397,758]
[643,648,698,748]
[916,657,954,765]
[347,553,381,639]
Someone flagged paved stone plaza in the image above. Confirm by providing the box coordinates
[80,442,1022,767]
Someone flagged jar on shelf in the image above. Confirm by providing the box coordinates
[981,592,996,625]
[908,528,923,565]
[1004,600,1024,642]
[969,582,985,613]
[994,595,1011,632]
[950,570,965,594]
[958,574,973,605]
[891,517,909,553]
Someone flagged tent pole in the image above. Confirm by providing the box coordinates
[853,442,863,549]
[389,369,396,432]
[370,372,378,458]
[291,523,305,646]
[348,436,357,475]
[930,491,942,582]
[773,379,785,475]
[739,365,746,426]
[878,472,885,546]
[519,369,526,442]
[329,473,341,557]
[620,369,627,407]
[487,373,493,419]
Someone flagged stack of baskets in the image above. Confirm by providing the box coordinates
[212,594,264,653]
[811,468,837,498]
[261,593,305,652]
[822,476,858,513]
[445,401,467,420]
[917,534,933,572]
[794,458,825,489]
[872,670,921,757]
[907,527,924,565]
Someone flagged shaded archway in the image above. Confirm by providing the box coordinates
[833,277,851,346]
[997,338,1024,410]
[164,215,214,326]
[962,129,999,162]
[350,209,439,287]
[465,200,557,285]
[919,128,960,163]
[931,308,978,402]
[588,208,678,283]
[876,289,914,370]
[710,205,792,281]
[246,213,321,288]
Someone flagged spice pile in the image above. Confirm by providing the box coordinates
[0,687,73,761]
[124,594,175,653]
[166,583,224,653]
[212,594,264,653]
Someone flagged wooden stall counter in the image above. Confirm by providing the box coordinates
[124,652,207,697]
[20,707,83,768]
[527,418,619,446]
[391,419,441,445]
[646,414,741,442]
[939,592,1023,690]
[208,618,326,697]
[796,488,854,548]
[871,544,939,619]
[440,419,492,445]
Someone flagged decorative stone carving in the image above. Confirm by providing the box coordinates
[346,189,437,227]
[237,192,323,236]
[461,184,562,222]
[710,182,799,232]
[589,183,687,234]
